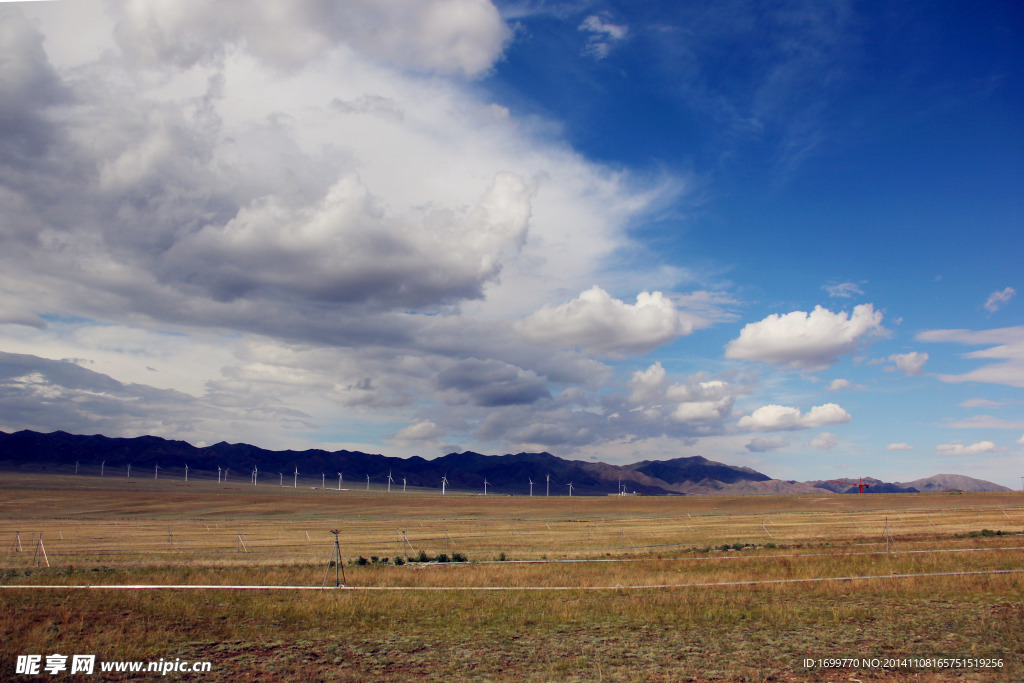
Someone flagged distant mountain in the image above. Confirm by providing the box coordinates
[895,474,1010,493]
[808,477,920,494]
[0,430,1009,495]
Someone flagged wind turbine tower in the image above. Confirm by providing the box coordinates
[546,474,550,497]
[100,461,105,477]
[529,478,533,497]
[337,472,342,490]
[567,482,573,497]
[441,474,448,496]
[387,471,394,493]
[293,466,298,488]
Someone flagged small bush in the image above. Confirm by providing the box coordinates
[436,553,450,563]
[393,556,405,566]
[370,556,379,564]
[417,549,431,563]
[498,552,507,562]
[451,552,467,562]
[355,556,369,566]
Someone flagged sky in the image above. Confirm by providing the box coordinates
[0,0,1022,487]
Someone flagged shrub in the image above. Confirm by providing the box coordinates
[436,553,450,563]
[355,556,369,566]
[417,550,431,563]
[451,552,467,562]
[393,556,404,566]
[498,552,507,562]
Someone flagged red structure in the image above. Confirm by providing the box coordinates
[829,477,870,493]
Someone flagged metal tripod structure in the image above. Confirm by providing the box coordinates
[323,530,347,588]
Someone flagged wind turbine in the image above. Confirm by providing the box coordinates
[441,474,448,496]
[127,463,131,479]
[293,466,298,488]
[217,466,221,484]
[337,472,342,490]
[529,478,533,497]
[387,471,394,493]
[224,467,229,482]
[184,463,188,483]
[366,474,370,491]
[279,472,283,487]
[154,463,160,480]
[75,460,79,475]
[483,478,489,496]
[567,481,573,497]
[252,466,258,486]
[100,461,105,477]
[546,474,550,497]
[403,476,407,493]
[322,472,325,489]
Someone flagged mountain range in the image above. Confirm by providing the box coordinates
[0,430,1009,495]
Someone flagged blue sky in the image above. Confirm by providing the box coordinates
[0,0,1021,487]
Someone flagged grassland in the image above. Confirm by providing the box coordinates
[1,472,1022,681]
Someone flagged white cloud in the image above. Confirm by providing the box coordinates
[1017,434,1024,445]
[936,441,997,456]
[746,436,789,452]
[942,415,1024,430]
[886,442,915,451]
[392,420,444,443]
[737,402,851,432]
[809,432,837,449]
[0,0,707,458]
[960,398,1009,409]
[725,304,885,370]
[827,378,851,391]
[824,282,863,298]
[578,13,628,60]
[917,326,1024,388]
[888,351,928,376]
[516,287,702,356]
[984,287,1016,313]
[111,0,511,77]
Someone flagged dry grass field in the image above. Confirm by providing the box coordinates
[1,472,1022,681]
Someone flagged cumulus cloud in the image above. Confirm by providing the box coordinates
[824,282,864,298]
[737,402,851,432]
[886,442,914,451]
[626,362,738,428]
[578,13,628,60]
[984,287,1015,313]
[827,378,851,391]
[936,441,997,456]
[1017,434,1024,445]
[888,351,928,376]
[112,0,511,76]
[517,287,702,356]
[725,304,885,370]
[917,326,1024,388]
[436,358,550,407]
[168,171,535,310]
